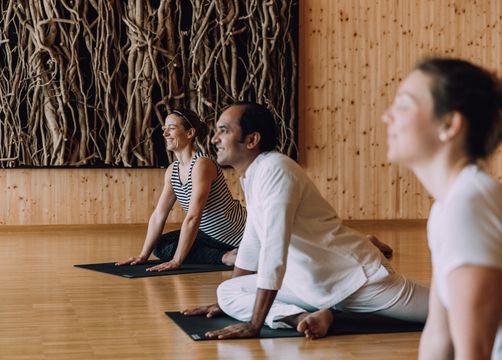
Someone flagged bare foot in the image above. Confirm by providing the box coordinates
[296,309,334,339]
[221,248,238,266]
[367,234,393,258]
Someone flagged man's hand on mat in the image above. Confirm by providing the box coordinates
[146,259,181,271]
[366,234,393,258]
[115,255,148,266]
[205,323,260,339]
[182,303,223,318]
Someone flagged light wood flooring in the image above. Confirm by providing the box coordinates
[0,221,431,360]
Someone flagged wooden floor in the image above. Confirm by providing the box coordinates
[0,221,431,360]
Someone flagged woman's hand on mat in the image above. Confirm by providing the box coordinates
[205,323,260,339]
[182,303,223,318]
[146,259,180,272]
[115,255,148,266]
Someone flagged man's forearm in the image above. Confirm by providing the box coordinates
[250,288,278,329]
[230,267,277,330]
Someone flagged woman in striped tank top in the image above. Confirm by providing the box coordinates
[117,109,246,271]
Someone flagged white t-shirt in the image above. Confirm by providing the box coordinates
[427,164,502,359]
[235,151,385,309]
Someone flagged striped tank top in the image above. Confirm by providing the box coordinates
[171,151,246,247]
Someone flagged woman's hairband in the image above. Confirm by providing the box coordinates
[172,110,194,128]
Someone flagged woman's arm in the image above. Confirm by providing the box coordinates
[447,265,502,360]
[148,157,217,271]
[419,280,453,360]
[116,165,176,266]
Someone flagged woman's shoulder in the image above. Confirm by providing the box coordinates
[193,151,212,160]
[191,152,218,180]
[447,165,502,210]
[192,151,217,166]
[190,151,216,167]
[436,167,502,269]
[164,162,176,181]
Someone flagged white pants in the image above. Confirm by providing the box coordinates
[217,266,429,329]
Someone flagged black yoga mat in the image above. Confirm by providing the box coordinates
[74,260,233,278]
[165,311,424,340]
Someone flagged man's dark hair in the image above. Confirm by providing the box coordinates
[233,102,278,153]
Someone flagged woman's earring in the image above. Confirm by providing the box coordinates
[439,133,448,142]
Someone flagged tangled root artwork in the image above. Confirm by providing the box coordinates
[0,0,297,168]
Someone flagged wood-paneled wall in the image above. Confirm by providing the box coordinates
[299,0,502,220]
[1,0,501,225]
[0,168,244,225]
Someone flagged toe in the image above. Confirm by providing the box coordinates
[297,320,307,333]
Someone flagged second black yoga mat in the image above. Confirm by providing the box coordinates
[74,261,233,278]
[165,311,424,340]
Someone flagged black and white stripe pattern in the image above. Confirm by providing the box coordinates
[171,152,246,247]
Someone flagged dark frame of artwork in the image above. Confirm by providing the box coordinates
[0,1,298,168]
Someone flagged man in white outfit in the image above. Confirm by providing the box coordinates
[183,102,429,339]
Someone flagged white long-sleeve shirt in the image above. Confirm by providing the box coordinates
[235,152,385,309]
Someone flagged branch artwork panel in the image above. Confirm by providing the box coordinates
[0,0,297,168]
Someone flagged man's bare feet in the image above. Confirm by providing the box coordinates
[367,234,393,258]
[296,309,334,339]
[221,248,238,266]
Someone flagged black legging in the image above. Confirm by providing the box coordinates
[153,230,236,265]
